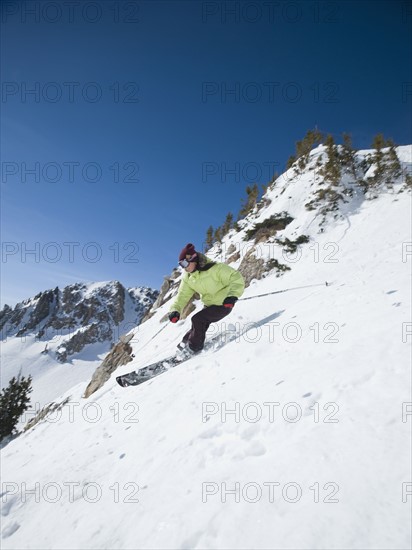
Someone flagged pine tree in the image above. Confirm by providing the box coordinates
[370,133,386,185]
[321,134,341,185]
[340,132,358,181]
[238,184,259,219]
[385,139,402,183]
[0,374,33,441]
[372,133,386,150]
[205,226,214,250]
[286,155,296,170]
[221,212,234,235]
[214,227,222,243]
[370,134,401,186]
[295,128,324,170]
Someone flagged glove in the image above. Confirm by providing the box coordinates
[223,296,238,309]
[169,311,180,323]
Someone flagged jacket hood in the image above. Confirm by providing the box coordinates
[196,253,215,271]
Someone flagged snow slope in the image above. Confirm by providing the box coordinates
[1,147,411,549]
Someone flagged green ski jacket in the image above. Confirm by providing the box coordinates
[170,259,245,314]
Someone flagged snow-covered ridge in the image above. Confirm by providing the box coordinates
[216,144,411,256]
[160,144,411,304]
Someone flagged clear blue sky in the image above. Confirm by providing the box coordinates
[1,0,411,307]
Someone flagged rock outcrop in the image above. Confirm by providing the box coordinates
[84,333,135,397]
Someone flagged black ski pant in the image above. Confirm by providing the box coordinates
[182,305,232,352]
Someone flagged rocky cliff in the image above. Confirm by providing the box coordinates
[0,281,158,363]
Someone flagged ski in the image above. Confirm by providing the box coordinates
[116,355,185,387]
[116,327,238,388]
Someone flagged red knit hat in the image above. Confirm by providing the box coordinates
[179,243,197,261]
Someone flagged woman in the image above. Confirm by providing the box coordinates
[169,243,245,355]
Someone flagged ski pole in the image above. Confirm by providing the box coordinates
[136,323,169,352]
[238,281,331,302]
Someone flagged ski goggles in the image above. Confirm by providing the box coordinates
[179,254,198,268]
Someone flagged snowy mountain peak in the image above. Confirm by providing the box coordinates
[0,281,158,407]
[1,281,158,358]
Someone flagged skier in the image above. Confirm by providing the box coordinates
[169,243,245,356]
